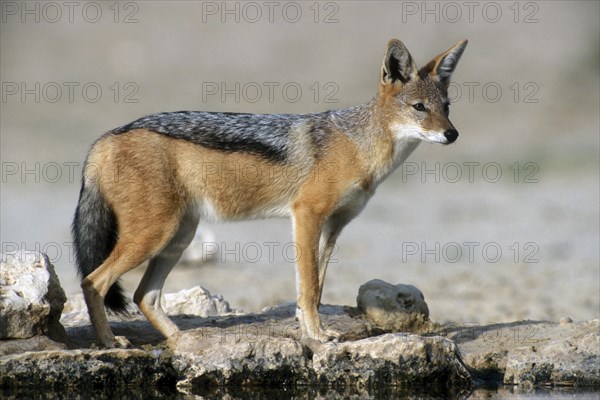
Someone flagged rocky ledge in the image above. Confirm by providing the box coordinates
[1,252,598,398]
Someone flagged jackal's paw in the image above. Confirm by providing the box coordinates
[98,335,132,349]
[113,335,133,348]
[166,330,185,347]
[323,328,341,343]
[307,327,341,343]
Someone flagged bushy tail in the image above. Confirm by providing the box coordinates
[72,174,128,314]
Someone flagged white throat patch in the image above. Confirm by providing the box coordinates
[390,122,448,145]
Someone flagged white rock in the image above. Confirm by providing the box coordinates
[61,285,237,327]
[0,251,66,340]
[162,286,235,317]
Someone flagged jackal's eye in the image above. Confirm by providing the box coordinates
[412,103,426,112]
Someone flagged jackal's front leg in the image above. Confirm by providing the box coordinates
[292,206,339,342]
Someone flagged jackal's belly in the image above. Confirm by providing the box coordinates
[194,196,292,222]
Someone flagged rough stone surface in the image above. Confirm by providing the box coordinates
[0,251,67,341]
[356,279,431,332]
[503,322,600,386]
[0,348,177,391]
[167,324,471,394]
[451,319,600,387]
[1,267,597,396]
[172,332,311,391]
[0,335,67,356]
[1,300,473,396]
[312,333,472,391]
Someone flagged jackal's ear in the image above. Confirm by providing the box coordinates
[381,39,419,86]
[420,39,468,89]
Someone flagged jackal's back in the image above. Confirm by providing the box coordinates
[110,111,334,163]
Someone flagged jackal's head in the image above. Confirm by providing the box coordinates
[378,39,467,145]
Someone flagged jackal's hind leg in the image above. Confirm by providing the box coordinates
[82,235,170,349]
[317,210,357,305]
[133,208,200,338]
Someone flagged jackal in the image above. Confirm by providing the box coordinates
[73,38,467,348]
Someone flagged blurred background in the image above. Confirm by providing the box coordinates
[1,1,598,324]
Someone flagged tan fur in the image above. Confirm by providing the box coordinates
[173,137,305,219]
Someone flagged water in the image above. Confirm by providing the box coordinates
[3,385,599,399]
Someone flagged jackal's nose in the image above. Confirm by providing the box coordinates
[444,129,459,143]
